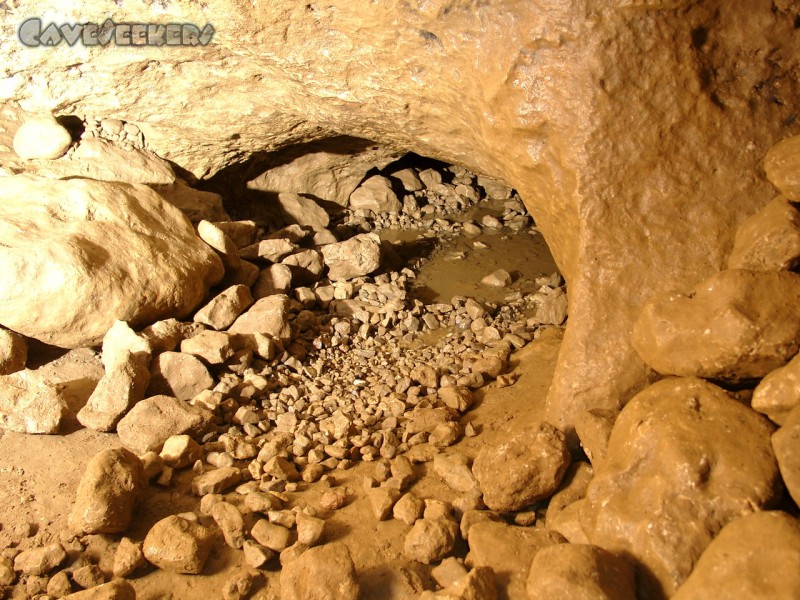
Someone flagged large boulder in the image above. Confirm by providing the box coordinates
[581,377,783,599]
[727,195,800,271]
[0,176,224,348]
[246,137,400,206]
[526,544,636,600]
[472,421,570,513]
[632,270,800,381]
[671,511,800,600]
[1,1,798,441]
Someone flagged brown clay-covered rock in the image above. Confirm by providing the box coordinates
[581,377,782,599]
[472,422,570,512]
[765,134,800,200]
[671,511,800,600]
[0,176,223,348]
[526,543,636,600]
[465,520,564,598]
[752,352,800,425]
[772,403,800,506]
[143,515,215,574]
[727,195,800,271]
[632,270,800,381]
[279,542,359,600]
[68,448,145,534]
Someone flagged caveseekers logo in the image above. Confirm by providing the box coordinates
[18,18,215,47]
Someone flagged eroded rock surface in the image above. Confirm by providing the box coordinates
[581,377,782,599]
[632,270,800,381]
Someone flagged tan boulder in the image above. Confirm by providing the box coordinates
[13,114,72,160]
[671,511,800,600]
[151,178,230,224]
[465,520,564,599]
[116,395,214,454]
[13,137,175,185]
[632,270,800,381]
[279,542,359,600]
[765,134,800,200]
[247,139,399,206]
[228,294,292,342]
[581,377,782,599]
[728,195,800,271]
[752,352,800,425]
[143,515,215,574]
[148,351,214,401]
[0,327,27,375]
[526,544,636,600]
[320,233,382,281]
[472,422,570,512]
[0,176,223,348]
[349,174,402,214]
[772,404,800,506]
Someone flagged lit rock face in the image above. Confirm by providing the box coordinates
[581,377,782,599]
[1,1,798,435]
[0,176,224,348]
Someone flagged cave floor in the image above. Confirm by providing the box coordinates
[0,330,562,600]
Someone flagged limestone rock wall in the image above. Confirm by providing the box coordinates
[0,0,798,438]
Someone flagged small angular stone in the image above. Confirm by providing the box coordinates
[69,448,145,534]
[403,517,458,564]
[211,501,246,549]
[250,520,292,552]
[368,487,402,520]
[191,467,243,495]
[113,537,146,578]
[14,543,67,576]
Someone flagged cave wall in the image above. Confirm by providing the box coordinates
[0,0,798,440]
